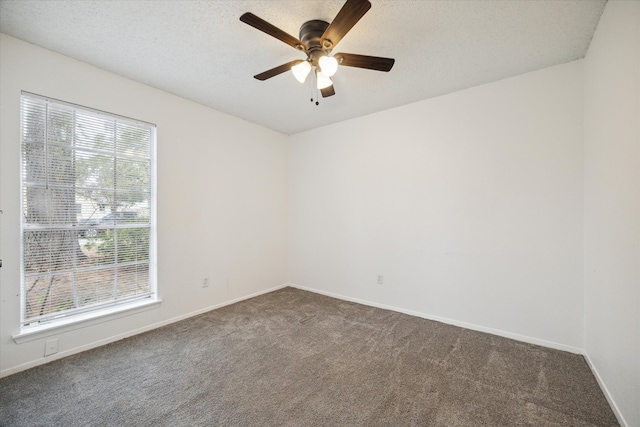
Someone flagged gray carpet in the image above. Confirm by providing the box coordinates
[0,287,618,426]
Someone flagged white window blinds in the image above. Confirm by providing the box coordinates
[20,93,156,327]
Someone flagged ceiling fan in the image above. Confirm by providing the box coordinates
[240,0,395,102]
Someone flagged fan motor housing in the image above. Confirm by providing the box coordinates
[299,20,331,65]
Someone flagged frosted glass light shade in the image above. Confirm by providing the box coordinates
[291,61,311,83]
[319,55,338,77]
[316,70,333,89]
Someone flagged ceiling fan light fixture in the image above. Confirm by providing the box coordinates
[241,0,394,101]
[291,60,311,83]
[316,70,333,90]
[318,55,338,77]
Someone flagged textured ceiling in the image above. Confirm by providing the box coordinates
[0,0,606,135]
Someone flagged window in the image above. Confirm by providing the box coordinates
[20,92,157,329]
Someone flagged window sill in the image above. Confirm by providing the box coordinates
[12,298,162,344]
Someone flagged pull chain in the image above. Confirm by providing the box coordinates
[310,72,314,104]
[310,69,319,106]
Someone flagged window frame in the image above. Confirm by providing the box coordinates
[18,92,158,333]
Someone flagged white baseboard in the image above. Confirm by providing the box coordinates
[583,353,628,427]
[287,283,584,354]
[288,284,633,423]
[0,283,289,378]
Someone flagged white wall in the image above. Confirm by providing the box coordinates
[289,60,585,351]
[0,34,289,376]
[583,1,640,426]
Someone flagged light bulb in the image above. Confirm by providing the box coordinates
[319,55,338,77]
[316,70,333,89]
[291,61,311,83]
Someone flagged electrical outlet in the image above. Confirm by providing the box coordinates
[377,275,384,285]
[203,277,209,288]
[44,338,59,357]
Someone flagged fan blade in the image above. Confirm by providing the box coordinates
[334,53,395,72]
[254,60,303,81]
[321,0,371,49]
[321,85,336,98]
[240,13,306,51]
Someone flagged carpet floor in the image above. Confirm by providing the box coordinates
[0,287,618,426]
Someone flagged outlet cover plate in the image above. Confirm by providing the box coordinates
[44,338,59,356]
